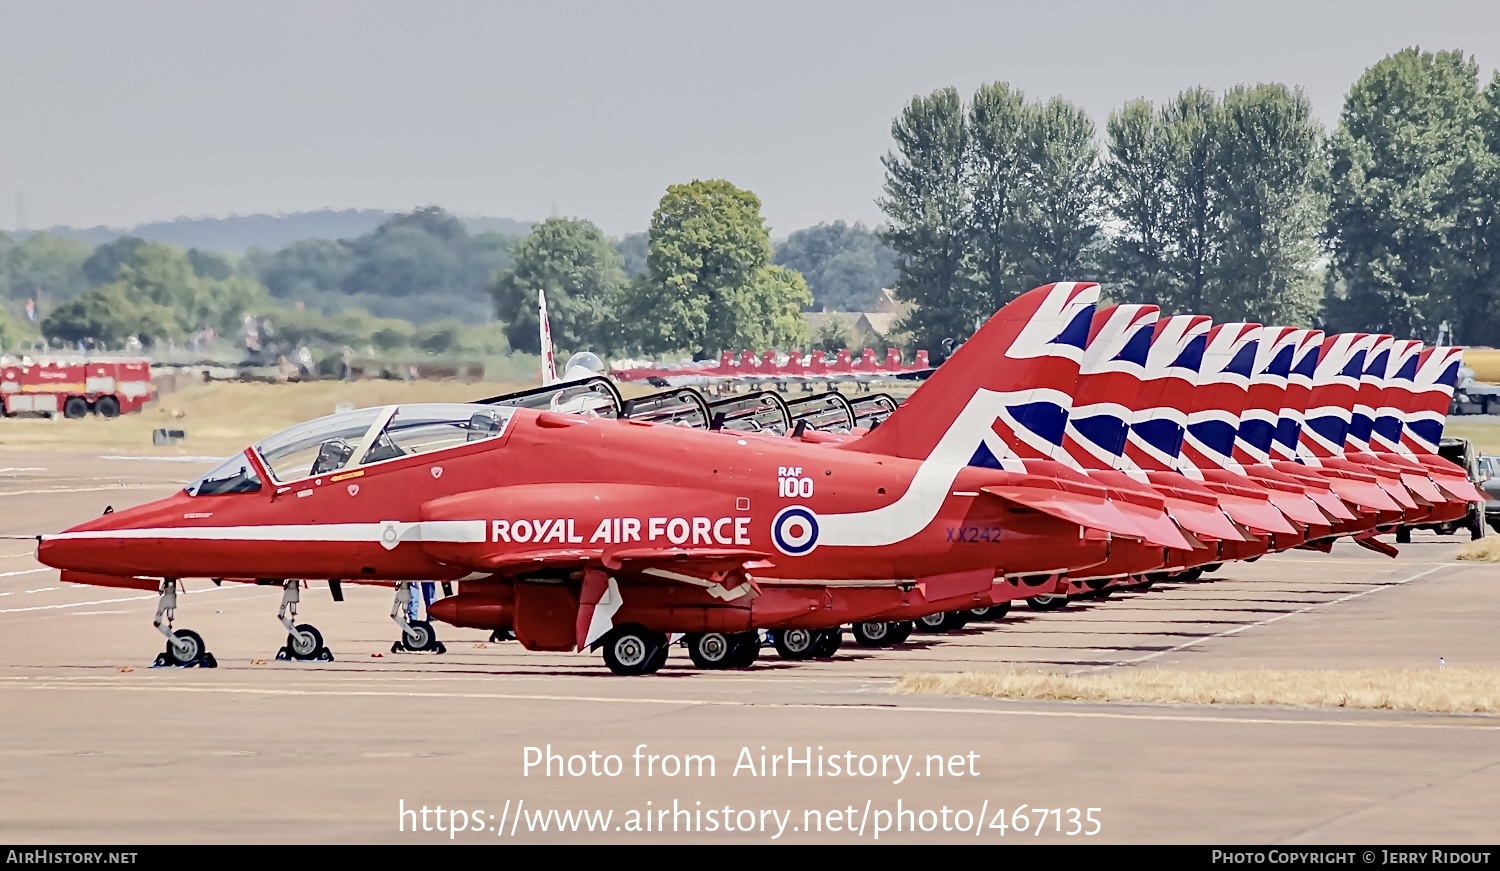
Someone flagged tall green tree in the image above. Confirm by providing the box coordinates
[773,221,896,311]
[963,82,1030,319]
[617,180,810,357]
[1211,83,1325,324]
[1447,71,1500,342]
[490,217,626,354]
[81,236,147,287]
[879,88,971,353]
[1323,48,1491,339]
[1102,99,1176,304]
[614,232,649,279]
[1017,96,1102,285]
[0,233,90,304]
[1161,87,1224,316]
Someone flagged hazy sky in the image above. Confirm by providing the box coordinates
[2,1,1498,238]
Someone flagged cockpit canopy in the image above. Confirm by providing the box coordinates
[185,403,513,495]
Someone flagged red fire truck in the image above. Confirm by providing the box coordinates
[0,356,155,418]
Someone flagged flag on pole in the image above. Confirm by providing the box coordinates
[25,298,36,321]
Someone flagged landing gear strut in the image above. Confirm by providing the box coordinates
[275,580,333,662]
[390,581,446,654]
[150,579,216,668]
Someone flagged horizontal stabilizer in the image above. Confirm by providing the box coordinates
[979,483,1141,541]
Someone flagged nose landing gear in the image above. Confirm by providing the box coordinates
[150,579,217,668]
[274,580,334,662]
[390,581,446,654]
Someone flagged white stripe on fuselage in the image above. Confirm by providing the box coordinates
[46,521,487,545]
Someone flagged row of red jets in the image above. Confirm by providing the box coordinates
[28,282,1480,674]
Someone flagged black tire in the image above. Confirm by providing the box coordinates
[913,611,953,633]
[166,629,206,665]
[812,628,842,658]
[63,397,88,419]
[686,632,736,669]
[1026,594,1069,612]
[852,621,896,648]
[1179,567,1204,582]
[887,621,913,645]
[726,632,760,667]
[1490,520,1500,535]
[1470,509,1486,541]
[969,601,1012,621]
[94,396,120,418]
[403,619,438,652]
[1201,562,1224,573]
[771,628,820,660]
[286,623,323,659]
[1395,527,1412,544]
[600,625,666,676]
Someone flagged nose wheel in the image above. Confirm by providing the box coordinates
[275,580,334,661]
[390,582,446,654]
[150,580,217,668]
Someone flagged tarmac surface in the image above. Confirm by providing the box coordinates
[1,451,1498,844]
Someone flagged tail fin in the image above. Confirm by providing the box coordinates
[539,290,559,386]
[1123,315,1211,472]
[1347,334,1395,452]
[1372,339,1424,453]
[1271,330,1324,461]
[1299,333,1373,459]
[1179,323,1262,474]
[845,282,1097,463]
[1235,327,1303,463]
[1403,346,1463,454]
[1063,304,1159,470]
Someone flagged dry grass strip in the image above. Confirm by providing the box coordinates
[895,668,1500,714]
[1457,537,1500,561]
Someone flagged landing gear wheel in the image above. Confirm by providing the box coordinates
[1201,562,1223,574]
[1179,567,1204,582]
[852,621,896,648]
[154,629,216,668]
[811,628,843,658]
[772,628,820,660]
[888,620,913,645]
[915,611,967,632]
[1469,509,1486,541]
[1026,594,1069,612]
[1084,586,1114,601]
[488,629,513,643]
[277,623,333,661]
[1395,527,1412,544]
[601,625,666,676]
[726,632,760,668]
[969,602,1012,621]
[687,632,736,669]
[400,619,440,653]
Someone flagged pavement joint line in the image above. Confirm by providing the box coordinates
[14,680,1500,730]
[1071,564,1450,675]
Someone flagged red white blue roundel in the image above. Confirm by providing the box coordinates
[772,506,819,556]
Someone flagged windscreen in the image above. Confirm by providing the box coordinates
[186,452,263,496]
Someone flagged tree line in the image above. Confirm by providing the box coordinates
[881,47,1500,353]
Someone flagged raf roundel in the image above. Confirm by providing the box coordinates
[771,506,820,556]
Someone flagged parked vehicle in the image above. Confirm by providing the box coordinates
[0,356,155,418]
[1398,437,1487,541]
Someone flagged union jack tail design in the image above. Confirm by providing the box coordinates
[848,282,1096,466]
[1271,330,1325,462]
[1178,323,1262,475]
[539,290,559,386]
[1122,315,1212,474]
[1060,304,1159,471]
[1346,334,1395,453]
[1234,327,1304,465]
[1298,333,1374,460]
[1401,346,1464,455]
[1371,339,1425,454]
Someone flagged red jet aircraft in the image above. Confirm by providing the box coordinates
[38,282,1171,675]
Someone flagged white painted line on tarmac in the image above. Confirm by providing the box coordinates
[1076,564,1450,674]
[0,585,246,615]
[0,568,49,578]
[17,681,1500,731]
[23,588,57,594]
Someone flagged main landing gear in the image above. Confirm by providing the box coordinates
[599,624,670,676]
[150,579,217,668]
[685,631,760,669]
[852,620,913,648]
[390,581,446,654]
[770,627,843,660]
[275,580,333,662]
